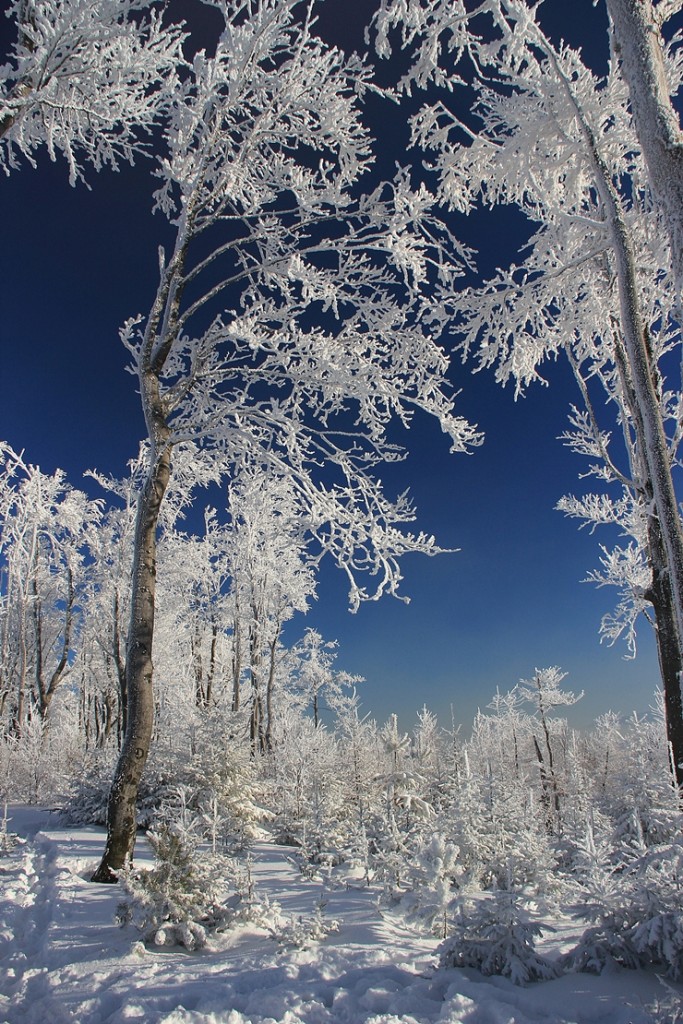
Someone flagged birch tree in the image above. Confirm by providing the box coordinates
[605,0,683,302]
[92,0,479,881]
[287,627,363,727]
[0,0,185,182]
[374,0,683,785]
[0,443,101,734]
[225,467,316,752]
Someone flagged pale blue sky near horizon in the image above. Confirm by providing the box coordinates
[0,0,666,734]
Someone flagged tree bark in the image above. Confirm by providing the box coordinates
[612,333,683,786]
[91,443,172,882]
[264,619,282,751]
[35,562,74,722]
[553,50,683,783]
[646,509,683,785]
[606,0,683,299]
[112,589,128,740]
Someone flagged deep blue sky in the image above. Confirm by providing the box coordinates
[0,0,665,731]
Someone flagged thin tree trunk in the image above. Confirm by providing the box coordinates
[606,0,683,300]
[609,323,683,784]
[92,186,190,880]
[206,615,217,708]
[646,509,683,786]
[35,563,74,722]
[112,589,127,739]
[552,49,683,782]
[231,598,242,713]
[192,620,205,709]
[91,444,172,882]
[264,620,282,751]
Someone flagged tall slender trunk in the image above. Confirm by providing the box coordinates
[606,0,683,301]
[646,509,683,786]
[91,444,172,882]
[112,589,127,739]
[92,189,191,881]
[35,562,74,723]
[231,598,242,713]
[552,48,683,785]
[264,619,282,751]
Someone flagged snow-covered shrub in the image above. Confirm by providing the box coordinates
[117,822,289,949]
[273,897,340,949]
[617,842,683,979]
[0,803,20,855]
[61,747,178,827]
[179,710,271,851]
[439,890,559,985]
[565,839,683,978]
[593,704,682,851]
[59,750,117,825]
[268,711,351,866]
[2,714,80,804]
[394,835,463,938]
[116,822,240,950]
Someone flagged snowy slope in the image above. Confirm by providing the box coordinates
[0,807,678,1024]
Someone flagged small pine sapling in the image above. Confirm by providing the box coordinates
[397,835,463,938]
[629,842,683,978]
[273,893,340,950]
[439,889,559,986]
[563,831,683,976]
[116,821,238,949]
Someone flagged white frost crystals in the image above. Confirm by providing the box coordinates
[94,0,482,878]
[372,0,683,783]
[0,0,186,182]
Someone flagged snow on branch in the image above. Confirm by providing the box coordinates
[0,0,187,182]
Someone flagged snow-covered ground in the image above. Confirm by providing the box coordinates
[0,806,679,1024]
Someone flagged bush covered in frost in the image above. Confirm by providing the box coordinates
[439,890,559,985]
[116,822,241,949]
[564,839,683,978]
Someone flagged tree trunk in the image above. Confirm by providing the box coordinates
[91,445,172,882]
[231,599,242,713]
[611,326,683,785]
[606,0,683,300]
[646,510,683,786]
[35,563,74,722]
[554,53,683,781]
[264,622,282,751]
[112,589,128,739]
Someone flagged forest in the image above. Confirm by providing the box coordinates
[1,1,683,1021]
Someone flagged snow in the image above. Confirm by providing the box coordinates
[1,807,678,1024]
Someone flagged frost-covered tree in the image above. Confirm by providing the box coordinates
[287,628,363,728]
[516,668,583,833]
[93,0,478,881]
[0,443,101,735]
[440,889,559,985]
[158,508,233,714]
[605,0,683,302]
[373,0,683,784]
[0,0,185,182]
[225,467,317,752]
[267,704,348,865]
[334,694,384,882]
